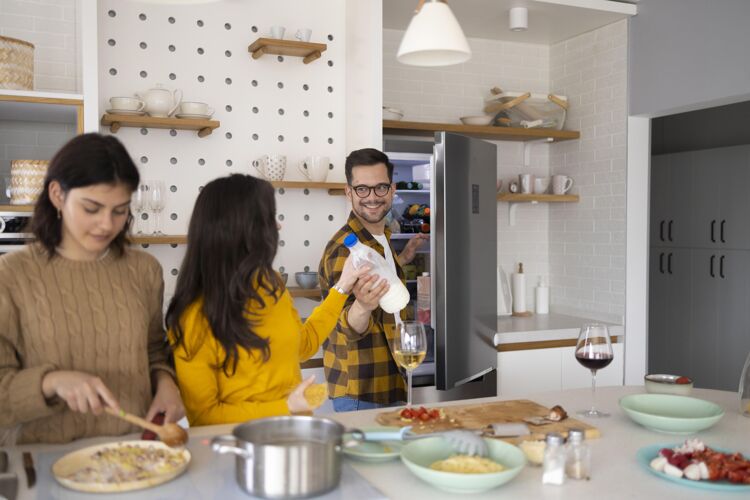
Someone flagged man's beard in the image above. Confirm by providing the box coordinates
[353,199,391,224]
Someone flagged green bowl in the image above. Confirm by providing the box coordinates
[400,437,525,493]
[619,394,724,434]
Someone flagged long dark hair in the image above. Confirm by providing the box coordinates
[31,133,140,257]
[166,174,283,375]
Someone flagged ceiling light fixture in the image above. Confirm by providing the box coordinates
[509,7,528,32]
[397,0,471,67]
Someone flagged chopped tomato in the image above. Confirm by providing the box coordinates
[429,409,440,419]
[676,376,691,384]
[400,408,413,419]
[418,412,431,421]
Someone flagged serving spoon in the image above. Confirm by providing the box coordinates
[104,407,188,447]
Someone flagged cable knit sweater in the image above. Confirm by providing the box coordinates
[0,244,174,444]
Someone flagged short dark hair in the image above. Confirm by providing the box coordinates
[31,133,140,258]
[344,148,393,184]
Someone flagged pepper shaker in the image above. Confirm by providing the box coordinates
[565,428,591,480]
[542,432,565,485]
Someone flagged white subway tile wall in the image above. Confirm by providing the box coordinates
[0,0,79,92]
[549,20,627,323]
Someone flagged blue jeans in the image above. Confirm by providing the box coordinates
[331,396,397,412]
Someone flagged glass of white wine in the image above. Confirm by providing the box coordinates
[392,321,427,407]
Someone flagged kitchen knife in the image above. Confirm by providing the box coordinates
[0,451,18,500]
[22,452,35,489]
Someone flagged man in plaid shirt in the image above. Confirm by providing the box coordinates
[319,148,427,411]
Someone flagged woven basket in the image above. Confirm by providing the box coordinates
[0,35,34,90]
[10,160,48,205]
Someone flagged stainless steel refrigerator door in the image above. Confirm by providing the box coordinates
[432,132,498,390]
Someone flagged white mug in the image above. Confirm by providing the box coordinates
[552,174,574,195]
[519,174,534,194]
[179,101,213,117]
[270,26,286,39]
[534,177,550,194]
[110,97,145,111]
[295,28,312,42]
[298,156,330,182]
[253,155,286,181]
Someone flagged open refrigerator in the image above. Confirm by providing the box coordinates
[386,132,498,402]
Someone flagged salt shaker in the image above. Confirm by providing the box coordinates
[542,433,565,485]
[565,428,591,480]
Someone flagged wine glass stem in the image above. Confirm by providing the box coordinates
[590,369,598,412]
[154,210,161,235]
[407,369,413,407]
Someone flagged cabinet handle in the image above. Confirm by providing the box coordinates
[710,255,715,278]
[720,220,726,243]
[659,253,665,274]
[660,220,665,242]
[668,220,673,242]
[720,255,725,279]
[711,220,716,243]
[668,253,673,274]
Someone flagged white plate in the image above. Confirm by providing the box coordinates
[175,113,213,120]
[52,440,191,493]
[106,109,146,116]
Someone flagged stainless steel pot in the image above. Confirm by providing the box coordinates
[212,416,363,499]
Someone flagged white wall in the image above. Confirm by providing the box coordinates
[548,19,627,324]
[0,0,79,92]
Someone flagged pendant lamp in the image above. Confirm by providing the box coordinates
[397,0,471,67]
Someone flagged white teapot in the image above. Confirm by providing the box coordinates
[136,84,182,118]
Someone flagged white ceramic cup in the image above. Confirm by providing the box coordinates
[552,174,574,195]
[519,174,534,194]
[253,154,287,181]
[270,26,286,39]
[298,156,330,182]
[179,102,213,117]
[295,28,312,42]
[110,97,145,111]
[534,177,550,194]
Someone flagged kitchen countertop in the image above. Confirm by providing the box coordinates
[494,313,624,347]
[4,386,746,499]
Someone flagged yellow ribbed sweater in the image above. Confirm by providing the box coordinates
[0,244,173,444]
[170,285,346,426]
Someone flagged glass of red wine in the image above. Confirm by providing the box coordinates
[576,323,614,418]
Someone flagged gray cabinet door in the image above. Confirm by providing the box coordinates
[690,150,720,249]
[667,152,693,248]
[715,250,750,391]
[648,250,669,372]
[650,155,670,247]
[689,249,720,389]
[717,146,750,250]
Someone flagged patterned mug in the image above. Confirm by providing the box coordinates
[253,155,286,181]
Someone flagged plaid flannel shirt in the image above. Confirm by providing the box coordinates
[318,212,407,405]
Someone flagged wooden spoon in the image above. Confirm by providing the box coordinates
[105,407,188,447]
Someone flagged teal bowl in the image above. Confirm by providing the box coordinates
[619,394,724,434]
[400,437,525,493]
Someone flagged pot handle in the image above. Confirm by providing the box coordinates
[211,434,253,460]
[359,426,411,442]
[337,428,366,451]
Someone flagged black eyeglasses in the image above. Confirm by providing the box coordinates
[350,183,391,198]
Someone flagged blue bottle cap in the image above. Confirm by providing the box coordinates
[344,233,358,248]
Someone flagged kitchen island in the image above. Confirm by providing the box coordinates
[4,386,747,499]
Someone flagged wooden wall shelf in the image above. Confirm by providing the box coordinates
[131,235,187,245]
[248,38,327,64]
[383,120,580,142]
[0,204,33,212]
[497,193,580,202]
[101,114,220,137]
[270,181,346,196]
[288,287,322,299]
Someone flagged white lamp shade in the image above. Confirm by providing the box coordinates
[397,1,471,67]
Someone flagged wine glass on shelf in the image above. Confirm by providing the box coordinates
[392,320,427,407]
[575,323,614,418]
[132,184,148,235]
[148,180,166,235]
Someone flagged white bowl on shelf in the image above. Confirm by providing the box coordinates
[383,107,404,121]
[460,115,493,126]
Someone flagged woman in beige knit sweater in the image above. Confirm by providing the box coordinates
[0,133,183,444]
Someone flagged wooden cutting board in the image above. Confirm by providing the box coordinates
[376,399,600,442]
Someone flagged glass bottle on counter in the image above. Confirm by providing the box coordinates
[542,433,565,485]
[740,351,750,417]
[565,429,591,480]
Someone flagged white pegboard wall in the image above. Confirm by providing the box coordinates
[97,0,349,296]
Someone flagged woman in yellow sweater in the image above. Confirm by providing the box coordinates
[166,174,369,425]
